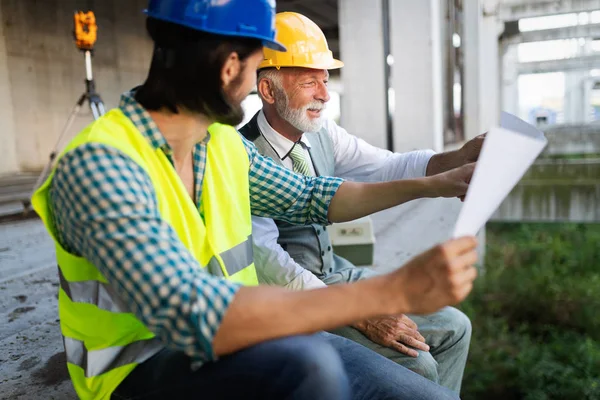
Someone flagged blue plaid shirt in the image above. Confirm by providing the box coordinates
[49,92,343,364]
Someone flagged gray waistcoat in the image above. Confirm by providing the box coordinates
[240,112,373,284]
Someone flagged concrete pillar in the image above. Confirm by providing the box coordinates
[389,0,444,153]
[501,45,520,117]
[338,0,387,149]
[463,0,501,137]
[463,0,482,141]
[583,76,593,123]
[564,71,586,124]
[479,12,502,132]
[0,1,19,176]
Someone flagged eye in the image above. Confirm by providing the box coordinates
[301,81,316,87]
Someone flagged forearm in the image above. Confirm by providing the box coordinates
[327,179,433,223]
[213,275,397,356]
[426,149,465,176]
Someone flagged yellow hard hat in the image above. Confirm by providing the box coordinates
[259,12,344,70]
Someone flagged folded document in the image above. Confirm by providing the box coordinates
[452,112,548,238]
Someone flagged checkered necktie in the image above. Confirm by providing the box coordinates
[289,142,313,176]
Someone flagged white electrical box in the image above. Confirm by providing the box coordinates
[327,216,375,266]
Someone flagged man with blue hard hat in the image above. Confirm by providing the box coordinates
[31,1,478,399]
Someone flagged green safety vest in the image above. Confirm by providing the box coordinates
[32,109,259,399]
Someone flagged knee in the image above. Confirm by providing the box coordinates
[439,307,472,346]
[278,335,350,400]
[410,352,440,383]
[450,308,472,344]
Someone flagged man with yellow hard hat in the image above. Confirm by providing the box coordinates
[240,11,485,395]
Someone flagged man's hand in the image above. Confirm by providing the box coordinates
[426,162,475,200]
[426,133,486,176]
[461,133,486,163]
[386,237,479,315]
[353,315,429,358]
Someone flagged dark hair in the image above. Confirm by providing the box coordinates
[135,18,262,124]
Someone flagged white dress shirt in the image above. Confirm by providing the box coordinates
[252,110,436,290]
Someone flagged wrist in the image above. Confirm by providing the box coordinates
[419,176,441,198]
[426,150,465,176]
[370,274,410,316]
[352,319,367,331]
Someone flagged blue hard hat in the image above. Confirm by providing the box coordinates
[145,0,286,52]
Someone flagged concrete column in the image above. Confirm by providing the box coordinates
[564,71,586,124]
[389,0,444,153]
[464,0,501,137]
[583,76,593,123]
[0,1,19,176]
[501,45,520,117]
[338,0,387,149]
[463,0,482,141]
[479,12,502,132]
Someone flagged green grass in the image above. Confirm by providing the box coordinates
[459,223,600,400]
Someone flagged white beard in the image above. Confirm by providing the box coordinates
[273,88,326,133]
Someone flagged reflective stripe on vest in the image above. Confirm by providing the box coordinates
[58,268,128,313]
[207,235,254,277]
[64,336,163,378]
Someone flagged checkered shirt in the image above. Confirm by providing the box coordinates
[49,91,343,364]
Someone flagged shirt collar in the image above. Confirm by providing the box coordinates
[257,110,311,159]
[119,90,170,152]
[119,90,211,154]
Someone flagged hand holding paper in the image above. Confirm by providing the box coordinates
[452,113,548,238]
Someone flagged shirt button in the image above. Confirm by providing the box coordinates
[321,251,325,256]
[316,229,321,235]
[327,246,331,251]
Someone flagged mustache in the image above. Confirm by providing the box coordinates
[303,102,326,111]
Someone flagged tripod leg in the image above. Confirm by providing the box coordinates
[89,94,106,119]
[90,102,100,120]
[32,96,85,192]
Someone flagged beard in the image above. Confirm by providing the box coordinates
[212,93,245,127]
[212,73,247,127]
[273,86,326,133]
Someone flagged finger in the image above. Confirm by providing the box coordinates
[462,163,476,181]
[398,332,430,352]
[452,264,478,284]
[401,315,418,330]
[453,282,474,303]
[391,341,419,358]
[438,237,478,258]
[448,250,479,273]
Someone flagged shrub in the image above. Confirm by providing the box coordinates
[460,223,600,400]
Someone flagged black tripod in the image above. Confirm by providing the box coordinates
[32,50,105,193]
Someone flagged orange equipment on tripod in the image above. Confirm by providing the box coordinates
[73,11,98,51]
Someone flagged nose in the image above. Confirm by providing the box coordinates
[315,81,330,103]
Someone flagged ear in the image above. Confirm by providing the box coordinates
[221,52,241,88]
[257,76,276,105]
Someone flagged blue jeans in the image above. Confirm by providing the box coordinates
[329,307,472,394]
[112,332,458,400]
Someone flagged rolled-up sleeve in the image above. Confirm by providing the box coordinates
[252,216,327,290]
[242,136,344,225]
[327,119,435,181]
[50,143,240,364]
